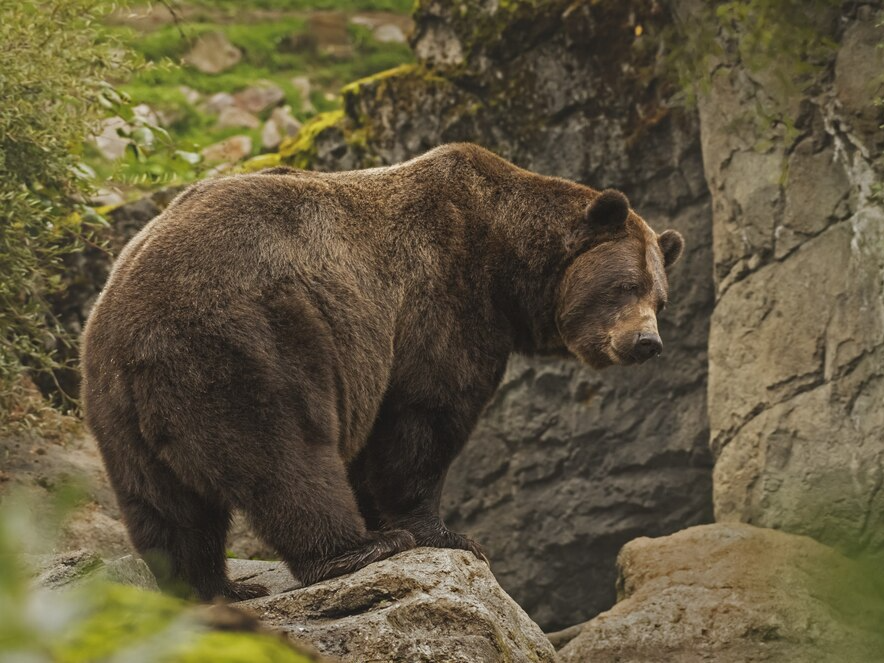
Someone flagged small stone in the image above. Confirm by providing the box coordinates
[178,85,202,105]
[132,103,160,127]
[234,81,285,114]
[290,76,315,113]
[373,23,406,43]
[201,135,253,164]
[261,119,282,150]
[270,105,301,137]
[90,187,125,208]
[91,117,131,161]
[205,92,235,115]
[216,106,261,130]
[183,31,241,74]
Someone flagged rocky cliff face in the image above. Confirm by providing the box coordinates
[285,0,715,630]
[670,0,884,559]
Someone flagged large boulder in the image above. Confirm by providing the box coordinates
[239,548,556,663]
[559,524,884,662]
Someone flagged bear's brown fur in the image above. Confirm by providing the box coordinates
[81,144,684,600]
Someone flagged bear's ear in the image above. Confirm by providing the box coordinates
[584,189,630,229]
[658,229,685,269]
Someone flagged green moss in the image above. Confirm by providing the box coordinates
[241,153,283,172]
[279,110,346,168]
[52,583,313,663]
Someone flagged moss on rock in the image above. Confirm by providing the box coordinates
[279,110,347,169]
[52,583,317,663]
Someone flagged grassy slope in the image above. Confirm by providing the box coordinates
[93,0,413,187]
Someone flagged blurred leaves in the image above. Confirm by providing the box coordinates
[0,488,315,662]
[0,0,137,423]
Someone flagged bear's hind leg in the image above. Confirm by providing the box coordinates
[236,444,415,586]
[115,475,267,602]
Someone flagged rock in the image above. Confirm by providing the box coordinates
[201,135,253,163]
[558,524,884,662]
[271,105,302,137]
[834,9,884,136]
[261,119,282,150]
[684,2,884,558]
[61,503,131,557]
[234,81,285,114]
[290,76,315,113]
[216,106,261,130]
[262,106,302,149]
[31,549,159,592]
[89,186,125,208]
[178,85,202,105]
[205,91,236,115]
[240,548,556,663]
[132,103,160,127]
[183,31,242,74]
[373,23,406,43]
[91,116,130,160]
[302,12,352,59]
[228,559,301,596]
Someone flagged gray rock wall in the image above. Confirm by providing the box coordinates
[678,1,884,556]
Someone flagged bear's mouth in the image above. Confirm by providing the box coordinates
[606,342,638,367]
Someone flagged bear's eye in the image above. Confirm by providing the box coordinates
[621,284,639,293]
[657,301,667,314]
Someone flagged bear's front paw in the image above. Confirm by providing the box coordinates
[418,528,490,565]
[299,529,417,585]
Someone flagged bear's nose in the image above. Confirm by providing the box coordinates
[633,332,663,362]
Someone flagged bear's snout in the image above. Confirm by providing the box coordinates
[631,332,663,362]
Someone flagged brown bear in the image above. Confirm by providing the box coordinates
[81,143,684,601]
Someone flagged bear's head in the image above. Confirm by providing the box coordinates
[556,190,684,369]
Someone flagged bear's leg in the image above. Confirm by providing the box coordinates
[236,443,415,586]
[347,450,384,530]
[115,477,268,602]
[357,402,489,563]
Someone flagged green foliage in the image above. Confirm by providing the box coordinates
[0,0,134,424]
[147,0,413,11]
[0,490,313,662]
[667,0,840,110]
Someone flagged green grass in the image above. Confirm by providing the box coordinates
[94,1,413,187]
[132,0,413,11]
